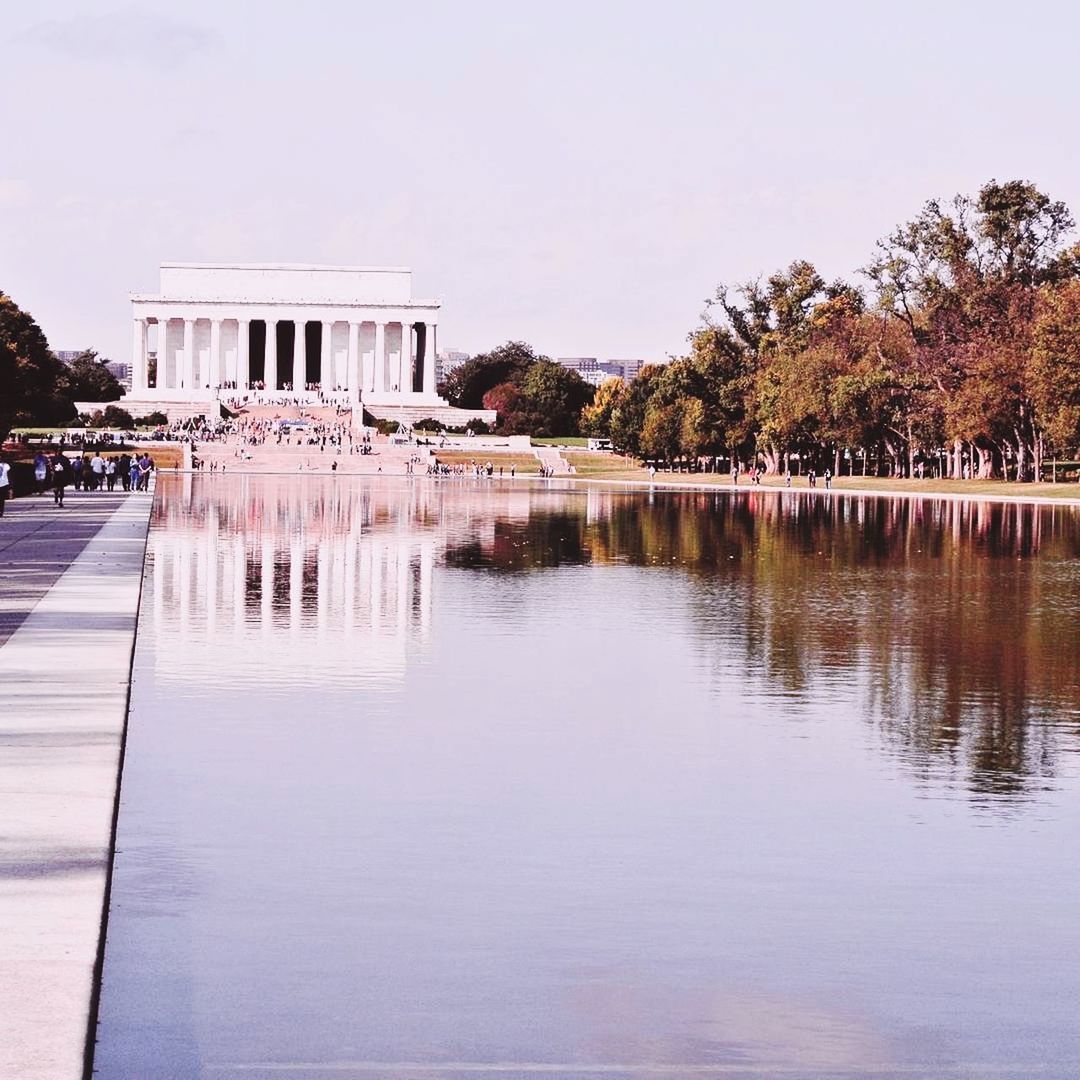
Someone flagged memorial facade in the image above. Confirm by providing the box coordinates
[128,263,443,408]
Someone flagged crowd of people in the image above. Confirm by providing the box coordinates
[28,450,155,507]
[428,460,519,479]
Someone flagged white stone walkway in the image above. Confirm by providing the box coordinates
[0,494,153,1080]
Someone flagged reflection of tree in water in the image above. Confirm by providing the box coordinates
[443,490,1080,800]
[443,513,592,572]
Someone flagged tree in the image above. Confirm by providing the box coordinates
[580,377,626,438]
[863,180,1079,479]
[443,342,539,408]
[703,260,854,471]
[0,290,73,439]
[609,365,665,454]
[640,400,684,463]
[58,349,123,402]
[517,360,594,437]
[1029,280,1080,452]
[482,382,531,434]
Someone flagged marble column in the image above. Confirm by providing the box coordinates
[423,323,437,395]
[321,321,333,389]
[265,320,278,390]
[293,319,306,390]
[131,318,146,393]
[210,319,222,389]
[238,319,250,390]
[183,319,195,389]
[374,323,386,393]
[400,322,412,393]
[156,319,168,389]
[347,322,360,400]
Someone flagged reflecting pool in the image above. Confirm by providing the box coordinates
[94,475,1080,1079]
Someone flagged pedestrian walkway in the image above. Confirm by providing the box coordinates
[0,492,147,646]
[0,491,153,1080]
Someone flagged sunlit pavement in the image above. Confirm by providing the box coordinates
[0,490,153,1080]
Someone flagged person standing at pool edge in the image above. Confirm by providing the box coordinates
[0,454,10,516]
[51,452,68,506]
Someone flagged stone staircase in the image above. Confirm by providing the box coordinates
[362,403,497,429]
[192,434,423,475]
[533,446,571,475]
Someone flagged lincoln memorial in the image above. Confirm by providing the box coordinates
[125,263,468,420]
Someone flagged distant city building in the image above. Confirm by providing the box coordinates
[556,356,645,383]
[608,358,643,381]
[436,349,470,384]
[557,357,597,373]
[57,350,131,390]
[106,360,133,389]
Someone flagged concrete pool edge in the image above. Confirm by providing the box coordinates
[0,492,154,1080]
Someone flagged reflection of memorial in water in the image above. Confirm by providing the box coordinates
[148,477,537,689]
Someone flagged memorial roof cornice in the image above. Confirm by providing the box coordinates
[160,262,412,273]
[129,295,441,307]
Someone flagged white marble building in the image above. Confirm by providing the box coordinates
[128,263,444,409]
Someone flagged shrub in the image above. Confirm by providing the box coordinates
[102,405,134,427]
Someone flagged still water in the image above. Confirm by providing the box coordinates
[94,475,1080,1079]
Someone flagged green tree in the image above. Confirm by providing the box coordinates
[58,349,123,402]
[443,341,539,408]
[0,290,73,438]
[517,360,594,436]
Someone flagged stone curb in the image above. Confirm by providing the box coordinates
[0,494,154,1080]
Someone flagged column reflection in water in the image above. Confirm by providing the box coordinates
[146,476,446,690]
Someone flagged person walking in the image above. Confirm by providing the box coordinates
[137,453,153,491]
[51,452,68,506]
[0,454,11,516]
[105,457,117,491]
[90,451,105,491]
[34,451,48,494]
[824,468,832,490]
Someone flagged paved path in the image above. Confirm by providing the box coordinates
[0,492,151,646]
[0,491,154,1080]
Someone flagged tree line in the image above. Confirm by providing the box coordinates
[580,180,1080,479]
[0,291,123,440]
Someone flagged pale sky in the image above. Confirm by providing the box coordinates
[2,1,1078,367]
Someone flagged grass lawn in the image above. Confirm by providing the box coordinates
[564,451,639,475]
[433,451,541,474]
[532,436,588,447]
[561,463,1080,501]
[5,444,184,469]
